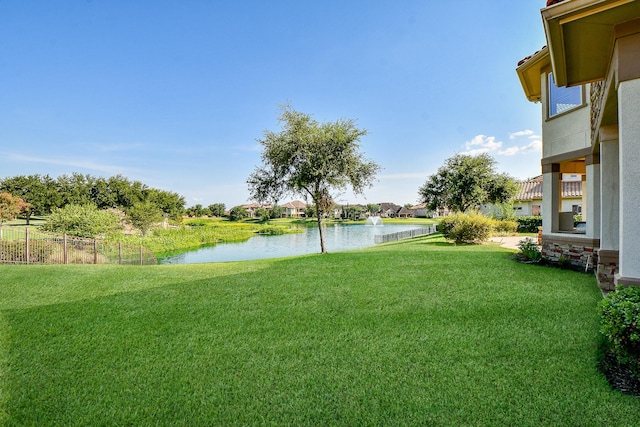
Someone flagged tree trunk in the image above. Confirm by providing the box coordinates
[316,209,327,254]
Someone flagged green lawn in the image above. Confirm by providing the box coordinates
[0,235,637,426]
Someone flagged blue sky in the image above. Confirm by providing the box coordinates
[0,1,547,208]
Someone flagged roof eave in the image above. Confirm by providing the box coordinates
[542,0,640,87]
[516,47,550,102]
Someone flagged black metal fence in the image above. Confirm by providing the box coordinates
[374,225,437,244]
[0,227,156,265]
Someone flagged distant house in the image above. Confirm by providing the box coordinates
[516,0,640,290]
[410,203,430,218]
[281,200,306,218]
[240,203,263,218]
[377,203,402,218]
[513,175,582,217]
[397,206,414,218]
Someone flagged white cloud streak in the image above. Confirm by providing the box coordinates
[509,129,535,139]
[9,153,142,176]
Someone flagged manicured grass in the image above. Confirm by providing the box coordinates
[0,236,638,425]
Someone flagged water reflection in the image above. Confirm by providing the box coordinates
[160,223,421,264]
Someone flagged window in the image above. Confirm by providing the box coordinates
[548,73,583,117]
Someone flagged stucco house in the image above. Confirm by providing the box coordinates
[377,203,402,218]
[410,203,430,218]
[516,0,640,290]
[513,175,582,217]
[240,203,264,218]
[397,206,415,218]
[281,200,306,218]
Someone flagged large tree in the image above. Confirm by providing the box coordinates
[418,153,518,213]
[0,174,61,224]
[248,106,380,253]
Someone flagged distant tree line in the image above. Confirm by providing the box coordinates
[0,173,186,224]
[184,203,226,218]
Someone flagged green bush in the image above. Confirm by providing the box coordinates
[599,285,640,375]
[492,219,518,235]
[439,213,492,244]
[516,216,542,233]
[516,237,542,263]
[229,206,249,221]
[41,204,121,238]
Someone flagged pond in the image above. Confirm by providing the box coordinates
[159,223,424,264]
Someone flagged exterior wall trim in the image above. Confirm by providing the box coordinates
[598,249,619,264]
[541,147,593,165]
[615,275,640,287]
[542,234,599,248]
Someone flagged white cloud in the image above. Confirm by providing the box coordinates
[499,130,542,156]
[509,129,535,139]
[460,135,503,156]
[498,147,521,156]
[460,131,542,157]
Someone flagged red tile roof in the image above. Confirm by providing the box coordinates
[546,0,567,6]
[516,175,582,200]
[517,46,546,67]
[562,181,582,198]
[516,176,543,200]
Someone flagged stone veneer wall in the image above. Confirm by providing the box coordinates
[596,250,618,292]
[541,235,599,270]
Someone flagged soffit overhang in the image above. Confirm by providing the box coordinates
[516,47,550,102]
[542,0,640,87]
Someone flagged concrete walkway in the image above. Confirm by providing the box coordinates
[488,235,530,251]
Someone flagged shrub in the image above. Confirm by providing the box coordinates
[439,213,492,244]
[41,204,121,238]
[256,225,286,235]
[516,237,542,263]
[516,216,542,233]
[557,255,573,269]
[492,219,518,235]
[599,285,640,376]
[229,206,249,222]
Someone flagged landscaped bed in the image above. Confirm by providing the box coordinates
[0,235,638,425]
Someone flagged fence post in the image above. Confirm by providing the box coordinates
[93,238,98,264]
[25,227,30,264]
[63,233,68,264]
[139,246,143,265]
[119,242,122,265]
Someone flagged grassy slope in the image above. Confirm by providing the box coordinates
[0,236,638,425]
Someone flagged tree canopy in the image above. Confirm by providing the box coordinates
[418,153,518,213]
[0,192,28,224]
[0,173,186,221]
[248,106,380,253]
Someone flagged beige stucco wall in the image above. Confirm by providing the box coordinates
[540,74,591,158]
[617,77,640,284]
